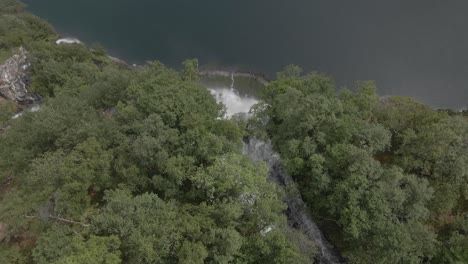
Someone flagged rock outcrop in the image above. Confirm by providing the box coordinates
[0,47,39,104]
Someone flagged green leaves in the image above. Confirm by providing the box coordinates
[182,59,200,82]
[127,62,222,129]
[0,0,26,14]
[0,6,310,262]
[0,99,16,125]
[258,65,468,263]
[90,152,291,263]
[32,226,121,264]
[93,190,181,263]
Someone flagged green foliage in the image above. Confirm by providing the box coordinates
[0,244,27,264]
[2,1,466,262]
[92,154,300,263]
[0,0,25,14]
[432,217,468,263]
[442,232,468,264]
[32,226,121,264]
[126,61,221,127]
[0,99,17,125]
[257,66,468,263]
[276,64,303,80]
[0,11,56,51]
[93,190,192,263]
[182,58,200,82]
[240,229,313,264]
[27,41,121,98]
[0,4,309,262]
[0,47,14,64]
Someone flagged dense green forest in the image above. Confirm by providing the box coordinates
[251,66,468,263]
[0,1,308,263]
[0,0,467,263]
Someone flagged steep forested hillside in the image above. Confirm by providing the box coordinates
[0,1,467,263]
[0,1,309,263]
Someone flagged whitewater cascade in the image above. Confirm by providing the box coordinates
[56,38,82,45]
[243,138,344,264]
[230,73,234,90]
[205,72,259,118]
[12,104,41,119]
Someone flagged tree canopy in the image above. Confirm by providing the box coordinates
[253,66,468,263]
[0,1,467,263]
[0,2,310,263]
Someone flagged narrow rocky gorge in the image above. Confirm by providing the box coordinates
[243,138,344,264]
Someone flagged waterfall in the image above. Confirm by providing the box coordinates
[230,72,235,90]
[203,71,259,118]
[11,104,41,119]
[243,138,344,264]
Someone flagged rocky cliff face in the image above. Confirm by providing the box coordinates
[0,47,39,104]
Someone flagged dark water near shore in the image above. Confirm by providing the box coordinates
[24,0,468,109]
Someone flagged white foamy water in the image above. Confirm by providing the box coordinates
[209,88,258,118]
[11,112,23,119]
[56,38,82,45]
[11,105,41,119]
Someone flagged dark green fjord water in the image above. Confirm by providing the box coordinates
[24,0,468,109]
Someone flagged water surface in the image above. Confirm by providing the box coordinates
[24,0,468,108]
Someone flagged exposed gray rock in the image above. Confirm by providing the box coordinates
[0,47,39,104]
[243,138,344,264]
[108,55,130,67]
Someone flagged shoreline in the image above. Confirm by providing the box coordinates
[199,70,269,86]
[54,37,467,112]
[54,36,271,86]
